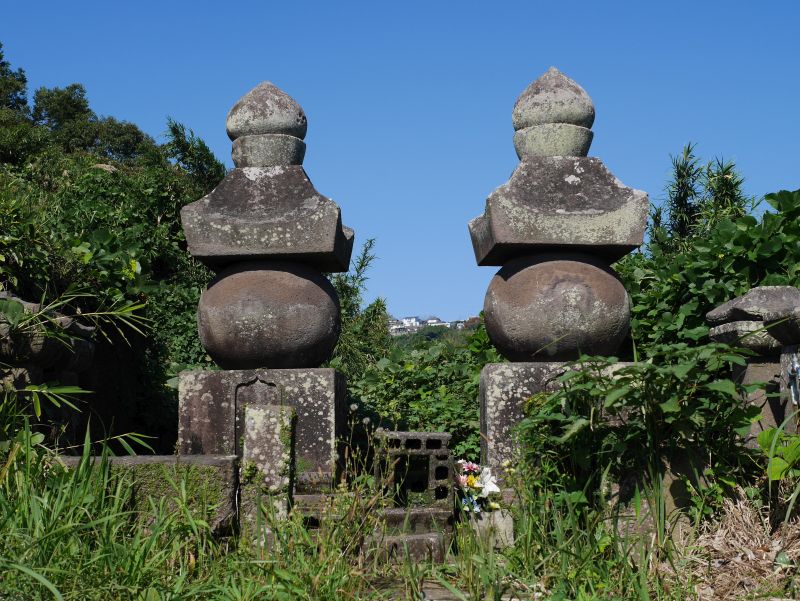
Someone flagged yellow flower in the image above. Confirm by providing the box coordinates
[465,475,477,488]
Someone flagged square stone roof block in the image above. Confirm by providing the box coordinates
[181,166,354,272]
[469,156,649,265]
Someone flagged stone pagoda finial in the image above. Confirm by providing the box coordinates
[511,67,595,158]
[180,82,353,369]
[226,82,308,167]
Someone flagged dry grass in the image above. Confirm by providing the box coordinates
[663,489,800,600]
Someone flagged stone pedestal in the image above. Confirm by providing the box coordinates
[733,359,783,445]
[479,362,565,478]
[178,368,346,492]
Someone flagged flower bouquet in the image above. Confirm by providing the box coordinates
[455,460,514,548]
[455,460,501,513]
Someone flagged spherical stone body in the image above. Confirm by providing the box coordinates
[484,254,630,361]
[198,261,340,369]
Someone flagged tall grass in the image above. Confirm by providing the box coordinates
[0,425,700,600]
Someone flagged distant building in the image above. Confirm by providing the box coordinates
[387,314,476,336]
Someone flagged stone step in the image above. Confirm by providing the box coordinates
[363,532,446,563]
[380,507,453,534]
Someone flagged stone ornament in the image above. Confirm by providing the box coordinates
[180,82,353,369]
[469,67,648,361]
[512,67,595,159]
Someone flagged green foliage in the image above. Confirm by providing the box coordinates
[655,143,752,252]
[327,239,393,381]
[164,118,226,194]
[0,42,28,113]
[351,321,502,459]
[0,44,223,446]
[0,423,697,600]
[517,342,760,499]
[618,188,800,349]
[758,426,800,483]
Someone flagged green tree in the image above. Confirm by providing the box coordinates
[164,118,226,195]
[327,239,392,381]
[0,42,28,113]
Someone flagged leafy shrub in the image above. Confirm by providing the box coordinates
[517,342,760,501]
[351,321,502,459]
[617,188,800,350]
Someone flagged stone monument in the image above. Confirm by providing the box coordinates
[707,285,800,443]
[178,82,353,521]
[468,68,649,479]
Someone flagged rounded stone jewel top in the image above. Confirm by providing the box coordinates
[226,82,308,141]
[512,67,595,131]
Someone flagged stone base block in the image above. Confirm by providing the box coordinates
[467,509,514,550]
[178,368,346,492]
[480,362,566,479]
[60,454,237,536]
[780,346,800,434]
[363,532,445,563]
[733,358,784,445]
[381,508,454,535]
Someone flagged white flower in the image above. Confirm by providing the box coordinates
[349,403,358,412]
[477,467,500,498]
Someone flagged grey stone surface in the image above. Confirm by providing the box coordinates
[513,123,593,158]
[480,362,566,479]
[197,261,340,369]
[780,345,800,432]
[240,404,295,535]
[468,156,649,265]
[766,306,800,345]
[512,67,595,130]
[708,320,783,355]
[381,507,453,535]
[181,166,354,272]
[731,360,785,446]
[226,82,307,140]
[59,454,237,536]
[178,368,346,492]
[363,532,445,563]
[232,133,306,167]
[468,509,514,550]
[706,286,800,325]
[484,254,630,361]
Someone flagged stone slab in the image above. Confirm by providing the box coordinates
[706,286,800,325]
[380,508,454,534]
[467,509,514,550]
[709,320,783,355]
[240,404,295,537]
[180,166,354,272]
[734,360,784,445]
[479,362,566,480]
[178,368,346,492]
[363,532,445,563]
[59,454,237,536]
[468,156,648,265]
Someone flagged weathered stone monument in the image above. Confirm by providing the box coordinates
[469,68,649,479]
[177,82,353,531]
[707,285,800,443]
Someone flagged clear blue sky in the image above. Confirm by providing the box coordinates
[3,2,799,320]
